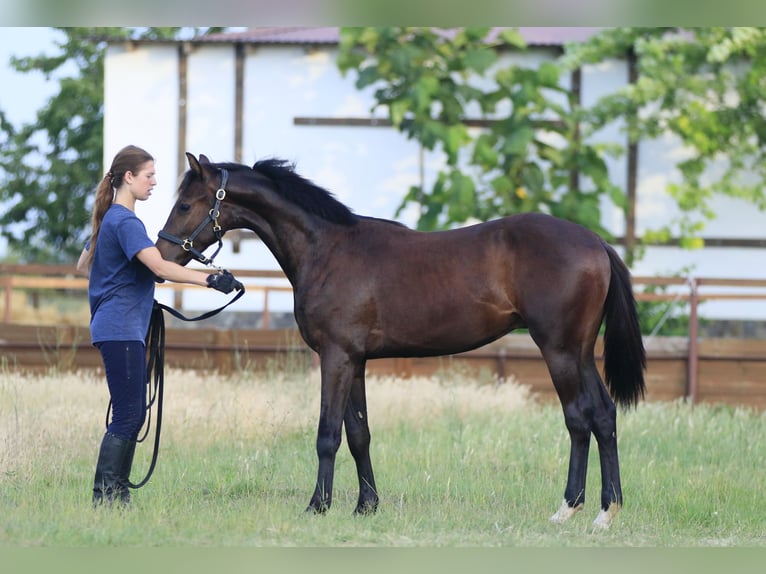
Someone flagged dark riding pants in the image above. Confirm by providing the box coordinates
[96,340,147,441]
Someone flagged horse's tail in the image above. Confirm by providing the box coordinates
[601,242,646,409]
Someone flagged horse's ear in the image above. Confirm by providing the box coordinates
[186,153,202,177]
[199,154,211,165]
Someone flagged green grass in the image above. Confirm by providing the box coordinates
[2,366,766,547]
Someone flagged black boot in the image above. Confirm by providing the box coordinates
[93,432,132,507]
[118,440,137,504]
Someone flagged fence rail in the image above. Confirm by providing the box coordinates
[3,265,766,409]
[0,264,293,328]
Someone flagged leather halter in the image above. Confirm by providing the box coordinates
[158,168,229,267]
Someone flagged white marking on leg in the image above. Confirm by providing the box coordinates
[550,498,583,523]
[592,502,621,529]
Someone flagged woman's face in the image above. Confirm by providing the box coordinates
[127,160,157,201]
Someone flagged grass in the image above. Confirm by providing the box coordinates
[2,363,766,547]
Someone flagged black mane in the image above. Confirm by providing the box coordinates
[241,158,358,226]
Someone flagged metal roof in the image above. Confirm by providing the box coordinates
[197,27,604,47]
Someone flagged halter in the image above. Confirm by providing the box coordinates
[157,168,229,267]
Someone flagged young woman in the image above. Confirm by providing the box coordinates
[77,145,241,506]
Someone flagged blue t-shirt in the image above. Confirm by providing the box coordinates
[87,204,156,343]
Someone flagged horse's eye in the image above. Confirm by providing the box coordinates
[179,203,190,213]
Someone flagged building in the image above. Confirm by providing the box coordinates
[104,27,766,319]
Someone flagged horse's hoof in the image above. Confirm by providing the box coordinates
[550,499,583,524]
[305,503,329,515]
[592,503,621,529]
[353,501,379,516]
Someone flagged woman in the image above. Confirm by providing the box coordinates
[77,145,241,506]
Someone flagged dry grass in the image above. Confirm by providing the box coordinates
[0,290,90,326]
[0,367,533,475]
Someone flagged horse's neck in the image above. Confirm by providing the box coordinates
[238,204,324,285]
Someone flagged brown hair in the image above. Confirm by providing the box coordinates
[84,145,154,267]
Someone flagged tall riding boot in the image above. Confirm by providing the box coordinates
[118,440,137,504]
[92,432,132,507]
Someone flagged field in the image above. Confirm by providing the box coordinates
[2,361,766,549]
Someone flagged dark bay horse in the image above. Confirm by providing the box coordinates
[157,153,646,528]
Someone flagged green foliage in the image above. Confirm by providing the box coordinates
[0,27,222,263]
[563,27,766,247]
[340,26,766,262]
[636,294,693,337]
[338,27,621,237]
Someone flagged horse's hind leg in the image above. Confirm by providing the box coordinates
[542,348,593,525]
[343,367,379,514]
[547,352,623,529]
[588,362,622,528]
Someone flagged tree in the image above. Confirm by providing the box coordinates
[562,27,766,249]
[337,27,624,237]
[339,27,766,259]
[0,27,222,263]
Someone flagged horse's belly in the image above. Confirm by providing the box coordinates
[371,302,520,358]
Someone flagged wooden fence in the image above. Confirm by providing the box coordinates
[3,264,766,409]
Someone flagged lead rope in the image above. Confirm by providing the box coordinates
[104,288,245,489]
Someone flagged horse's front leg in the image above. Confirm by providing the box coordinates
[343,363,378,514]
[306,346,356,514]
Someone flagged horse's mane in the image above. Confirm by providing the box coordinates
[235,158,359,226]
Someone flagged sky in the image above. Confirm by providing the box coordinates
[0,27,62,125]
[0,27,64,255]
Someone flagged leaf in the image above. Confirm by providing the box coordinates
[463,47,497,74]
[447,171,476,221]
[503,126,536,155]
[389,100,408,128]
[537,62,561,87]
[519,163,545,192]
[412,75,439,112]
[472,135,499,169]
[490,175,513,196]
[497,29,527,50]
[443,124,469,164]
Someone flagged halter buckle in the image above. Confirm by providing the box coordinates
[181,238,193,252]
[216,188,226,201]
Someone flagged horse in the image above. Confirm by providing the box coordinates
[156,153,646,529]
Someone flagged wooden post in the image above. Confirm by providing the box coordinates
[569,66,581,193]
[262,288,270,329]
[177,43,189,179]
[215,329,233,375]
[234,43,245,163]
[2,276,11,323]
[687,277,699,404]
[625,48,639,267]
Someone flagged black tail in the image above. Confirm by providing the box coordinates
[602,243,646,409]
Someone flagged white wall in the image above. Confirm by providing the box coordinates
[104,43,179,239]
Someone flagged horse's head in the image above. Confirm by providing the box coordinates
[156,153,234,266]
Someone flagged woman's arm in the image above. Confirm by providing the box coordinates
[135,246,211,286]
[76,247,90,277]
